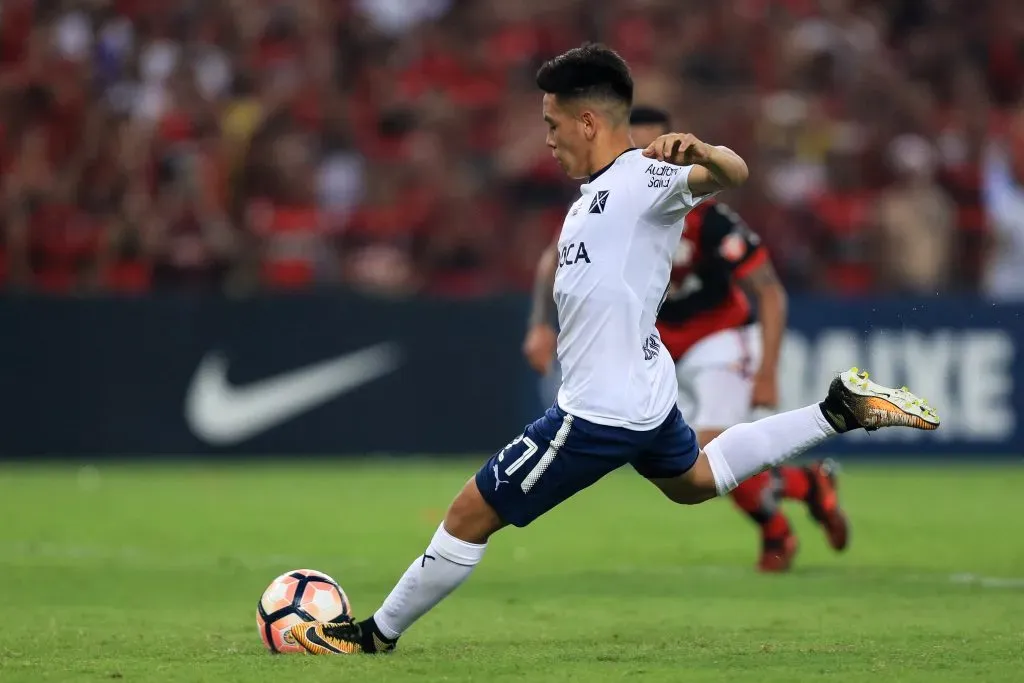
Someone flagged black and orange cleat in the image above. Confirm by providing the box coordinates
[806,458,849,552]
[758,533,798,573]
[288,618,397,656]
[820,368,940,434]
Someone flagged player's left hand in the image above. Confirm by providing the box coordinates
[523,323,558,376]
[642,133,712,166]
[751,369,779,409]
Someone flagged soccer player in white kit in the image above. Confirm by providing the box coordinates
[288,43,940,656]
[523,107,836,573]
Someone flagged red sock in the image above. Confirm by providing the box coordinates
[778,465,811,500]
[731,472,792,540]
[730,471,772,520]
[762,512,791,540]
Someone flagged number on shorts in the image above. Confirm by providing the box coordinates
[503,436,538,477]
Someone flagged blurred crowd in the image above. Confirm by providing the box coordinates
[2,0,1024,299]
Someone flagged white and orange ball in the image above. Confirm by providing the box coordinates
[256,568,353,653]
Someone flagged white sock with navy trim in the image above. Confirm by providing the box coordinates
[703,404,836,495]
[373,523,486,640]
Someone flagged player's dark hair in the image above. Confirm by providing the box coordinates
[535,43,634,109]
[629,106,671,128]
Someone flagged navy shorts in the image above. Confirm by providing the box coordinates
[475,403,699,528]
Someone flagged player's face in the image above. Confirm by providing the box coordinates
[542,94,589,179]
[630,123,669,149]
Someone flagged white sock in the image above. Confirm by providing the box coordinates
[372,523,486,639]
[703,404,836,495]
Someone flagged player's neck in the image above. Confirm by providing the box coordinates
[586,136,635,180]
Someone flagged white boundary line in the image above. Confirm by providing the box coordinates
[1,543,1021,590]
[600,563,1024,590]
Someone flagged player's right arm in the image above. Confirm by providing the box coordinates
[738,259,787,409]
[702,203,786,409]
[522,240,559,375]
[640,134,748,223]
[643,133,749,195]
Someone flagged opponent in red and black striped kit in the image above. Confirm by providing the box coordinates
[657,199,769,359]
[654,197,850,571]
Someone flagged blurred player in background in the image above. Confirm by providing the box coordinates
[524,106,848,572]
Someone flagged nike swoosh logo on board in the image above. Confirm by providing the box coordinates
[184,342,401,446]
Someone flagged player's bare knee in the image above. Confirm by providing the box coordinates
[686,451,721,502]
[669,483,718,505]
[684,486,718,505]
[443,477,506,545]
[650,479,716,505]
[650,453,720,505]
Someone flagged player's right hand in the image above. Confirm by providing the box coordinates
[642,133,712,166]
[751,369,779,410]
[523,323,557,375]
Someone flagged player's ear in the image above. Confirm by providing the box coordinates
[579,110,598,141]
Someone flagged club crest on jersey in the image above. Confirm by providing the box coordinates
[588,190,609,214]
[558,241,591,268]
[719,233,748,262]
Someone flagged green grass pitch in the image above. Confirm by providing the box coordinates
[0,459,1022,682]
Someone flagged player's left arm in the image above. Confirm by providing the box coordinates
[737,258,787,409]
[523,240,559,375]
[643,134,749,195]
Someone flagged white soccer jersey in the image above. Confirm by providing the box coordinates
[554,148,712,430]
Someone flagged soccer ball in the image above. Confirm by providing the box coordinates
[256,568,353,653]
